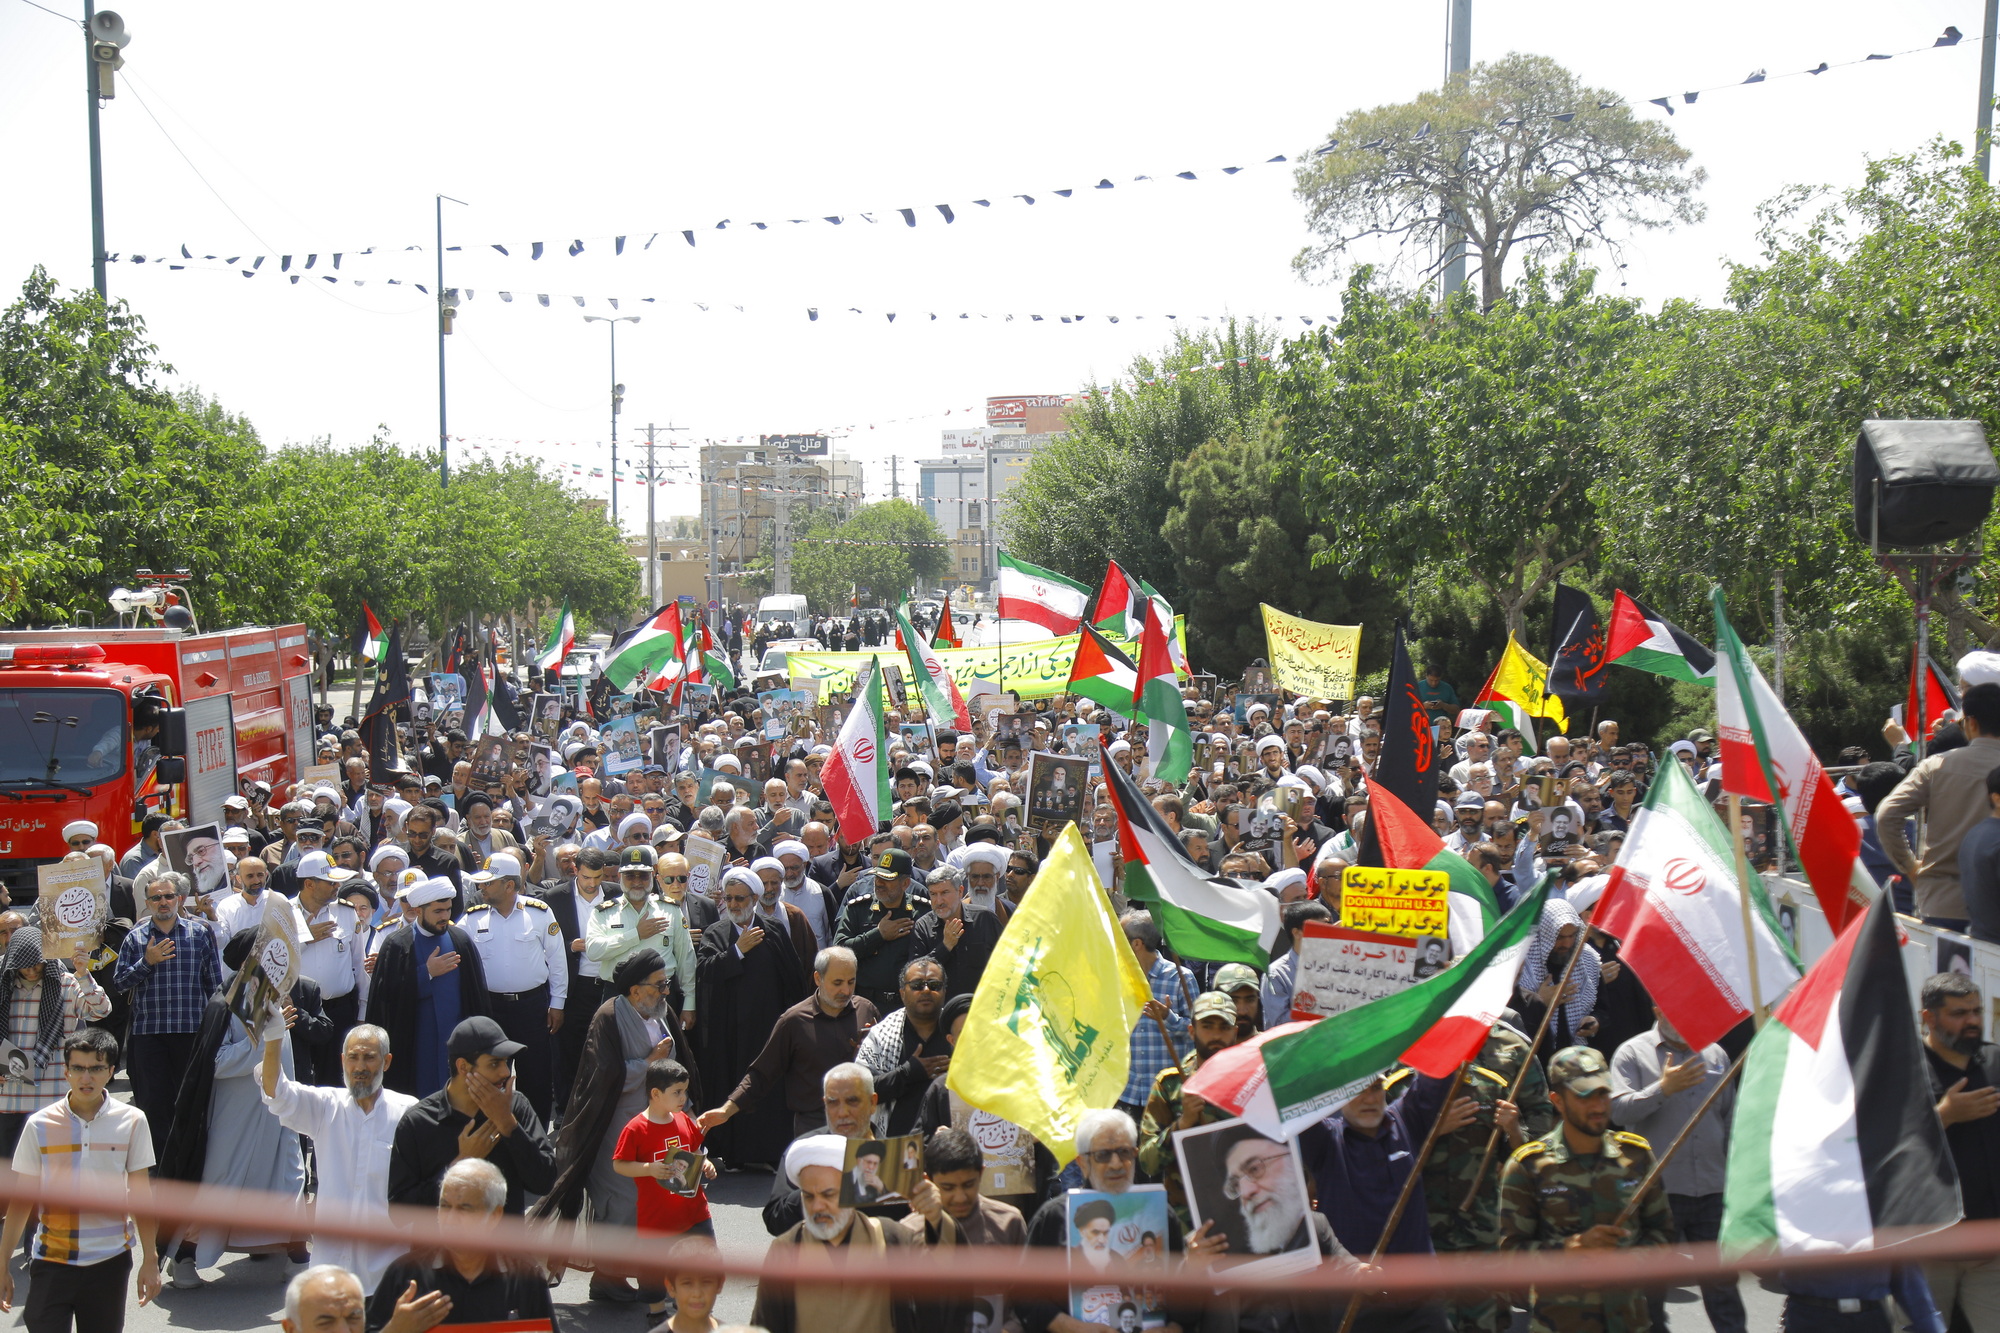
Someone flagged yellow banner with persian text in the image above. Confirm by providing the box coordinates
[1259,604,1363,700]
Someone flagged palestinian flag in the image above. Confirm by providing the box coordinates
[1091,560,1147,639]
[1720,890,1961,1254]
[1191,877,1552,1139]
[1148,593,1190,679]
[460,651,493,738]
[1714,589,1870,930]
[996,550,1089,635]
[1596,755,1800,1051]
[355,604,388,666]
[602,603,686,691]
[1103,758,1278,968]
[534,600,575,672]
[700,622,736,691]
[1472,635,1565,749]
[1366,781,1500,946]
[1134,606,1191,782]
[1607,591,1717,686]
[822,659,891,842]
[934,594,962,650]
[895,601,971,730]
[1907,647,1961,743]
[1066,623,1138,718]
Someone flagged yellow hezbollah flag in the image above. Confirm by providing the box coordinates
[1259,604,1363,700]
[1474,633,1569,735]
[947,823,1152,1165]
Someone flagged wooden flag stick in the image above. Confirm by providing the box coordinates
[1727,794,1769,1030]
[1457,925,1590,1211]
[1336,1061,1472,1333]
[1612,1045,1750,1230]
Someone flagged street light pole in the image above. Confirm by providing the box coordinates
[436,194,467,488]
[582,314,640,528]
[84,0,106,300]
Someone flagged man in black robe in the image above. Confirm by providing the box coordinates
[530,952,699,1303]
[696,867,811,1170]
[366,880,492,1097]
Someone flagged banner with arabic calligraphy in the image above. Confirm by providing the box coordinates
[1259,605,1362,701]
[1291,924,1429,1022]
[1338,866,1449,939]
[784,627,1149,701]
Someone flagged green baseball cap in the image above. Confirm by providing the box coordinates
[1548,1045,1613,1096]
[1192,991,1237,1023]
[1213,963,1262,996]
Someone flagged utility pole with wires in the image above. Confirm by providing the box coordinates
[81,1,130,301]
[889,455,901,499]
[1981,0,1999,179]
[640,422,687,607]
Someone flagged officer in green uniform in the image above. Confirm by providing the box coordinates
[1137,991,1239,1228]
[1424,1023,1559,1333]
[1498,1045,1674,1333]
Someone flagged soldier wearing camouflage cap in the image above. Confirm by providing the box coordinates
[1137,992,1241,1228]
[1211,961,1264,1040]
[1498,1045,1674,1333]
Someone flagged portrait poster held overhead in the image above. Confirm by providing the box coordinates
[468,737,508,785]
[525,743,554,799]
[1025,752,1090,837]
[838,1133,923,1207]
[36,857,107,961]
[300,762,340,791]
[599,716,643,774]
[1067,1185,1170,1329]
[228,894,302,1031]
[682,835,726,905]
[530,692,563,739]
[161,821,229,902]
[1172,1118,1321,1279]
[1290,923,1431,1022]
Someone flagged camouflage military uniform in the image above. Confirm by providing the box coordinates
[1425,1026,1560,1333]
[1497,1048,1675,1333]
[1137,1052,1226,1230]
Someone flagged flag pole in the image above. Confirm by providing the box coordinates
[1336,1061,1471,1333]
[1611,1046,1750,1230]
[1456,925,1592,1211]
[1727,793,1769,1029]
[1162,942,1203,1029]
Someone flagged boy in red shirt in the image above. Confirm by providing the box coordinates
[613,1058,717,1321]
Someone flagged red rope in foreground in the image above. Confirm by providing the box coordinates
[7,1172,1990,1298]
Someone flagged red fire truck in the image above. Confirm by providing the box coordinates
[0,625,315,899]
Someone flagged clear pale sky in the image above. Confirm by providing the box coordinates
[0,0,1981,530]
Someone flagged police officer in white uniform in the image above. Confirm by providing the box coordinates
[290,849,364,1087]
[461,851,567,1123]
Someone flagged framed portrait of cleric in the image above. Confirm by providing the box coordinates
[838,1133,922,1208]
[161,821,229,902]
[1240,666,1274,695]
[1066,1185,1169,1329]
[1172,1118,1320,1278]
[530,692,564,740]
[1025,753,1089,837]
[469,737,508,785]
[525,744,554,799]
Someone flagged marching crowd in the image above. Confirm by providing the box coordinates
[4,648,1999,1333]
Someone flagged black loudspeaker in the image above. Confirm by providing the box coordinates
[1854,419,2000,549]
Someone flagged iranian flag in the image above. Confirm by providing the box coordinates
[996,550,1089,635]
[1066,623,1138,718]
[1720,889,1961,1254]
[1103,758,1278,968]
[1607,591,1717,686]
[1191,877,1552,1139]
[1713,589,1871,930]
[602,603,685,692]
[355,604,388,666]
[1595,755,1800,1051]
[1366,782,1500,946]
[1134,606,1191,782]
[534,600,575,672]
[1091,560,1146,638]
[822,660,891,842]
[895,602,971,730]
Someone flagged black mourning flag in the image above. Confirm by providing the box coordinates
[1549,583,1612,707]
[1359,623,1437,867]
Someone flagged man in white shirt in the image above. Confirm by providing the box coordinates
[289,851,364,1086]
[215,854,274,942]
[259,1022,415,1297]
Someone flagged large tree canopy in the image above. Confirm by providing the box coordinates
[1293,53,1703,308]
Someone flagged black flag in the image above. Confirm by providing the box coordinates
[492,667,524,732]
[459,638,489,738]
[1359,623,1437,867]
[360,625,411,782]
[1549,584,1613,709]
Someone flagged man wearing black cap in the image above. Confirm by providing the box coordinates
[387,1016,556,1217]
[400,805,465,913]
[835,849,932,1015]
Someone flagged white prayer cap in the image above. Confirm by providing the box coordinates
[1266,868,1308,896]
[749,857,783,877]
[1246,702,1271,718]
[721,866,764,897]
[384,798,413,820]
[959,844,1009,874]
[61,820,96,842]
[715,756,743,774]
[1295,766,1328,793]
[406,876,457,907]
[809,745,833,759]
[221,827,252,846]
[1277,774,1311,793]
[1961,650,2000,690]
[773,839,809,862]
[1568,875,1610,916]
[784,1134,850,1186]
[1668,740,1697,758]
[908,761,934,778]
[1106,740,1131,759]
[1256,735,1286,755]
[369,844,410,872]
[618,812,651,839]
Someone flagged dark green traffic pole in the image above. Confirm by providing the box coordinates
[85,0,106,300]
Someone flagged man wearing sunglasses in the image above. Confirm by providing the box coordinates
[584,848,696,1033]
[852,958,951,1137]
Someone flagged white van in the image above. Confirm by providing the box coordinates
[753,594,809,630]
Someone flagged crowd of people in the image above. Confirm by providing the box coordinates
[5,639,2000,1333]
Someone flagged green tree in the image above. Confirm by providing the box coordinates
[1160,424,1399,678]
[1293,53,1704,309]
[787,500,950,614]
[1005,321,1279,598]
[1282,263,1645,638]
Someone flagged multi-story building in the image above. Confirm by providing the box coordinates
[699,437,866,586]
[915,395,1072,589]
